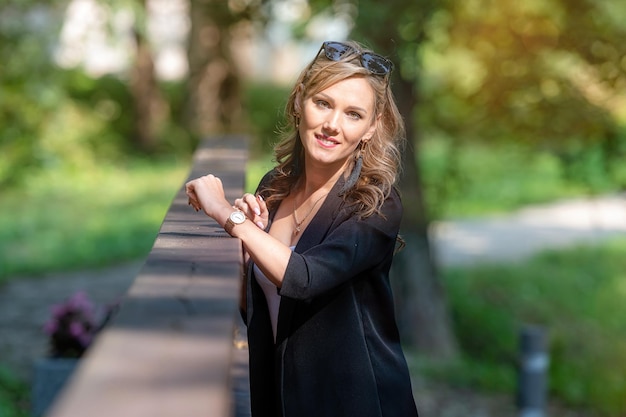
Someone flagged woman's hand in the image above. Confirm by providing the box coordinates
[185,174,231,221]
[234,193,269,230]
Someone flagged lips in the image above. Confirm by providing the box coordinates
[316,134,339,148]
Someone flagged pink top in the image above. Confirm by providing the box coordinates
[252,246,295,342]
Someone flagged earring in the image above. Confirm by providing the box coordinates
[340,141,365,194]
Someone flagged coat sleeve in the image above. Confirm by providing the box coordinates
[279,189,402,301]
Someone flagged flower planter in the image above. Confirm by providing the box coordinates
[33,291,117,416]
[31,357,79,417]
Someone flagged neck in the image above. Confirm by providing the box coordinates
[300,157,349,197]
[298,171,338,199]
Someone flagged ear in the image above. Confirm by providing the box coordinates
[293,83,305,116]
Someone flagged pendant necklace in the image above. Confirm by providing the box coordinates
[293,192,328,236]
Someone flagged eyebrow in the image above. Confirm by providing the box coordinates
[316,92,370,115]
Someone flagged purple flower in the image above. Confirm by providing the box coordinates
[68,291,94,312]
[50,304,69,318]
[43,320,58,336]
[43,291,116,358]
[69,322,85,338]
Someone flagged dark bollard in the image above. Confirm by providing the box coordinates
[517,325,549,417]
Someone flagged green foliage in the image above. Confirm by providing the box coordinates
[245,152,274,193]
[419,136,595,219]
[58,69,135,156]
[0,158,188,282]
[0,2,194,191]
[0,3,67,188]
[242,82,291,157]
[160,80,198,155]
[441,238,626,415]
[0,366,28,417]
[420,0,626,185]
[411,354,517,394]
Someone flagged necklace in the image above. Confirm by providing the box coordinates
[293,192,328,236]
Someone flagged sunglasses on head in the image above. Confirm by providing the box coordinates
[315,41,394,76]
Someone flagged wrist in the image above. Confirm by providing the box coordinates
[224,209,246,236]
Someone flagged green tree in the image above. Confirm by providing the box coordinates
[0,2,66,188]
[423,0,626,190]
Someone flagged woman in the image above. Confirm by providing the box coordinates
[186,40,419,417]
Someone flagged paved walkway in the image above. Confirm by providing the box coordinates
[0,261,143,381]
[430,193,626,266]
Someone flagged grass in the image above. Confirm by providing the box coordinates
[427,237,626,416]
[419,137,594,219]
[0,365,28,417]
[0,157,188,282]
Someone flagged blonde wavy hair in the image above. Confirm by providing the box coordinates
[260,40,406,219]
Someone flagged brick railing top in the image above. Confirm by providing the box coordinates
[46,135,248,417]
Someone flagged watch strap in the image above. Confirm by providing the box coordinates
[224,217,236,236]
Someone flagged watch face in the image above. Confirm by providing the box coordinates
[231,211,246,224]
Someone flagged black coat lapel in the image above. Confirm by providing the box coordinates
[275,175,347,344]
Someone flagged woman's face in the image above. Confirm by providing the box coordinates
[299,76,378,173]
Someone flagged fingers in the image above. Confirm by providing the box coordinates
[254,194,268,229]
[188,197,200,212]
[257,194,268,216]
[234,193,257,215]
[234,193,268,229]
[185,182,201,212]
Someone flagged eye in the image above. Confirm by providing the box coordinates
[347,111,362,120]
[315,100,331,109]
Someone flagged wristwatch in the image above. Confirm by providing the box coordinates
[224,210,246,236]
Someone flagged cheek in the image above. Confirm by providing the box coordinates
[301,104,322,128]
[346,125,370,144]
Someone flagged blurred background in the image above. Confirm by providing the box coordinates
[1,0,625,416]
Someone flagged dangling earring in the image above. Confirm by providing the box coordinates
[340,141,366,194]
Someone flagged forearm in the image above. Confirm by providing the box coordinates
[230,221,291,287]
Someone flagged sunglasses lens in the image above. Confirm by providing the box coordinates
[323,42,352,61]
[319,42,393,76]
[361,53,393,75]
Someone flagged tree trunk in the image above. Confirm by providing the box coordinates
[185,0,242,139]
[129,0,165,152]
[392,73,458,359]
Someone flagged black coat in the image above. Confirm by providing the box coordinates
[245,173,419,417]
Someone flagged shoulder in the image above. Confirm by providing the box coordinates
[374,186,403,230]
[332,186,402,238]
[386,186,402,216]
[351,185,402,223]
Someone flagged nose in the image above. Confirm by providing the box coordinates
[322,111,340,134]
